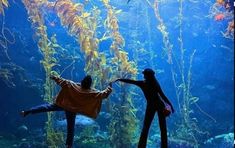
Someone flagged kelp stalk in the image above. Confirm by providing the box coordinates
[102,0,139,147]
[153,0,173,64]
[22,0,63,147]
[0,0,8,15]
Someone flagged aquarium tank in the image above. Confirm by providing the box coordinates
[0,0,234,147]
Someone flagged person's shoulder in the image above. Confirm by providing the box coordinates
[76,82,81,86]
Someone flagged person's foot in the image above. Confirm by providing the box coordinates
[20,111,29,117]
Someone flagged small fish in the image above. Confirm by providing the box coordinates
[55,114,97,127]
[212,44,216,48]
[220,45,231,50]
[192,32,198,37]
[29,56,35,62]
[115,9,122,14]
[188,0,199,3]
[17,125,28,131]
[204,85,216,90]
[192,15,203,20]
[127,0,131,4]
[214,13,225,21]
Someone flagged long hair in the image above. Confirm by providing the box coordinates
[81,75,92,89]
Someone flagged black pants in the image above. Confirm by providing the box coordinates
[27,103,76,146]
[138,104,167,148]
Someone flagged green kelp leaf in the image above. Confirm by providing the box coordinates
[50,70,60,77]
[2,0,9,7]
[41,61,57,69]
[52,43,60,48]
[178,83,185,89]
[189,97,199,104]
[50,57,57,63]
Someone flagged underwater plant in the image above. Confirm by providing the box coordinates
[153,0,173,64]
[0,25,15,60]
[100,1,139,147]
[223,20,234,39]
[171,1,217,147]
[154,0,216,147]
[108,91,139,148]
[50,0,105,84]
[149,0,216,147]
[52,0,100,58]
[0,62,26,88]
[22,0,64,147]
[102,0,137,76]
[0,0,8,15]
[0,0,15,61]
[0,67,14,87]
[46,1,118,145]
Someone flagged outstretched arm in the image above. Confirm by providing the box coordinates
[100,83,113,99]
[115,78,142,87]
[50,75,71,87]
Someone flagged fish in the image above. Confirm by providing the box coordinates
[203,85,216,90]
[188,0,199,3]
[55,114,98,127]
[220,45,231,51]
[17,125,28,131]
[127,0,131,4]
[212,44,217,48]
[214,13,225,21]
[29,56,36,62]
[192,32,198,37]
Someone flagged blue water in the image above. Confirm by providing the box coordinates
[0,0,234,147]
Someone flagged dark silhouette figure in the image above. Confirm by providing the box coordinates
[21,75,112,148]
[115,68,174,148]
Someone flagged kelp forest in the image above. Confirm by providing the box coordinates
[0,0,234,147]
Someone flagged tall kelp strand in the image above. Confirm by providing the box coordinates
[51,0,106,88]
[102,0,137,76]
[52,1,99,63]
[102,0,139,147]
[169,0,214,146]
[0,3,15,61]
[149,0,216,146]
[0,0,8,15]
[22,0,64,147]
[153,0,173,64]
[48,1,139,147]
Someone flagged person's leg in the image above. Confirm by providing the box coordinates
[138,105,156,148]
[21,104,63,117]
[157,111,167,148]
[65,111,76,148]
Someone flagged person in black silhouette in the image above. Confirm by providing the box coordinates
[115,68,174,148]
